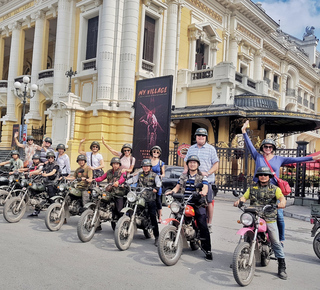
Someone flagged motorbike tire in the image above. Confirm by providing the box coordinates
[190,240,200,251]
[45,203,65,231]
[232,242,255,286]
[0,188,9,206]
[114,215,134,251]
[157,225,183,266]
[77,209,98,243]
[3,196,26,223]
[313,231,320,259]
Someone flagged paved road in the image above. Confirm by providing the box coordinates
[0,198,318,290]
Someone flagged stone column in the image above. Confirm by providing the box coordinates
[209,42,218,67]
[228,35,239,69]
[97,0,117,102]
[188,33,197,70]
[280,74,288,109]
[163,0,178,76]
[118,0,139,105]
[26,11,45,121]
[253,49,263,81]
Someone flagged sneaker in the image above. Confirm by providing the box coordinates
[205,251,213,261]
[28,210,39,217]
[154,237,159,247]
[208,224,213,234]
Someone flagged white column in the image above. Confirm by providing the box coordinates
[118,0,139,103]
[163,0,178,76]
[210,42,218,67]
[189,35,197,70]
[97,0,117,102]
[253,49,263,81]
[228,36,239,69]
[280,74,288,109]
[53,0,73,102]
[4,22,22,121]
[27,11,45,121]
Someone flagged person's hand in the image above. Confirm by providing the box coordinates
[88,166,94,171]
[153,189,157,193]
[199,191,207,196]
[241,120,249,133]
[278,200,286,209]
[42,141,46,147]
[101,136,106,145]
[86,178,92,182]
[202,171,209,177]
[121,168,127,174]
[9,172,13,175]
[234,199,240,207]
[81,177,87,181]
[312,154,320,161]
[42,173,47,177]
[80,138,86,144]
[14,132,19,138]
[113,181,119,188]
[165,190,173,195]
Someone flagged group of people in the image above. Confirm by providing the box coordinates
[3,121,320,279]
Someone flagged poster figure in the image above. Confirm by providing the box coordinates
[139,102,164,149]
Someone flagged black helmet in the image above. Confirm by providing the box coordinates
[141,159,152,167]
[150,145,162,156]
[77,154,87,163]
[27,135,34,141]
[110,157,121,166]
[56,143,66,151]
[32,153,41,160]
[260,139,276,151]
[121,143,132,154]
[186,155,200,165]
[90,141,100,150]
[46,151,55,159]
[195,128,208,136]
[44,137,52,144]
[11,150,20,157]
[255,166,273,178]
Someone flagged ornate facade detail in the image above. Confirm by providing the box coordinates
[299,80,313,92]
[262,57,280,70]
[186,0,222,24]
[236,23,261,45]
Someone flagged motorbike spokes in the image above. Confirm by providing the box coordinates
[158,225,183,266]
[3,196,26,223]
[114,215,134,251]
[0,190,8,206]
[45,203,65,231]
[232,242,255,286]
[77,209,97,243]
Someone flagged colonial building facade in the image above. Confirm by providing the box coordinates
[0,0,319,167]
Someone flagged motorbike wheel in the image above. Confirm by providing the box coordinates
[0,188,9,206]
[77,209,98,243]
[190,240,199,251]
[45,203,65,231]
[232,242,255,286]
[114,215,134,251]
[157,225,183,266]
[3,196,26,223]
[313,232,320,259]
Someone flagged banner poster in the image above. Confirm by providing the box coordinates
[133,75,173,166]
[11,124,20,147]
[20,124,27,144]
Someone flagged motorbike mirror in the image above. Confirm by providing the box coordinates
[232,190,239,197]
[195,183,203,189]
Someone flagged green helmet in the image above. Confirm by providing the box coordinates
[56,143,66,151]
[260,139,276,151]
[11,150,20,157]
[195,128,208,136]
[46,151,55,159]
[110,157,121,166]
[255,166,273,178]
[90,141,100,150]
[27,135,34,141]
[44,137,52,144]
[141,159,152,167]
[150,145,162,156]
[121,143,132,154]
[186,155,200,165]
[76,154,87,163]
[32,153,41,160]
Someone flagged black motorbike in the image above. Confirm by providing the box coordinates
[0,171,23,206]
[311,203,320,259]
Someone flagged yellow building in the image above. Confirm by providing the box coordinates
[0,0,319,169]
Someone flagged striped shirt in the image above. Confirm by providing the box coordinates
[178,173,208,198]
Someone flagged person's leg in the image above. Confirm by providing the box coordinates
[148,201,159,244]
[206,183,214,232]
[81,190,90,206]
[195,207,212,260]
[277,209,285,243]
[156,194,162,223]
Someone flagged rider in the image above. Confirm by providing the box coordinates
[233,166,287,280]
[127,159,161,246]
[55,144,71,177]
[39,137,55,163]
[0,150,23,174]
[19,153,43,175]
[95,157,127,220]
[168,155,212,261]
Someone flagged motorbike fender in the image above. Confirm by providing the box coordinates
[120,207,134,215]
[161,218,180,227]
[83,202,96,210]
[236,227,254,237]
[258,218,268,233]
[50,196,64,203]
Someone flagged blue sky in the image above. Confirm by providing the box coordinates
[252,0,320,49]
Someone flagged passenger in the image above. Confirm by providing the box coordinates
[55,144,71,177]
[39,137,55,163]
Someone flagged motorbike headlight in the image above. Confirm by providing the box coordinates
[170,201,181,214]
[59,184,65,192]
[21,179,28,187]
[8,175,14,183]
[92,189,100,198]
[240,213,254,226]
[127,191,137,203]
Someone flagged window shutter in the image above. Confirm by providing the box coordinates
[86,16,99,60]
[143,16,155,62]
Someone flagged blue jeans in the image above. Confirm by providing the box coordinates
[277,209,285,241]
[267,221,285,258]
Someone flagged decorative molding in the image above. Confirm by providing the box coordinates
[299,80,313,92]
[186,0,222,24]
[262,57,280,70]
[237,23,261,45]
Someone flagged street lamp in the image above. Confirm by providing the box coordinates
[14,76,38,142]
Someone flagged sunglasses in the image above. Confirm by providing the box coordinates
[263,145,274,149]
[123,149,131,152]
[152,151,160,154]
[47,156,55,159]
[92,146,98,148]
[257,174,270,177]
[196,134,206,137]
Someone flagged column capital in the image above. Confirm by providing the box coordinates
[31,10,45,21]
[8,22,22,31]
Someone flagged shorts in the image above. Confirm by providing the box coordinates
[206,183,217,203]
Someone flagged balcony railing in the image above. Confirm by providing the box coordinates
[38,69,54,79]
[286,88,296,97]
[235,72,242,83]
[310,103,315,110]
[303,99,309,107]
[142,59,154,72]
[0,81,7,88]
[263,77,271,87]
[273,82,279,92]
[247,79,256,89]
[191,68,214,80]
[298,96,302,104]
[83,59,96,70]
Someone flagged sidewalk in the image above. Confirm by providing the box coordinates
[215,191,311,222]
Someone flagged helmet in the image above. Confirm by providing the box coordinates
[255,166,273,178]
[90,141,100,150]
[56,143,66,151]
[11,150,20,157]
[27,135,34,141]
[121,143,132,154]
[32,153,41,160]
[260,139,276,151]
[76,154,87,163]
[141,159,152,167]
[44,137,52,144]
[150,145,162,156]
[46,151,55,159]
[110,157,121,166]
[186,155,200,165]
[195,128,208,136]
